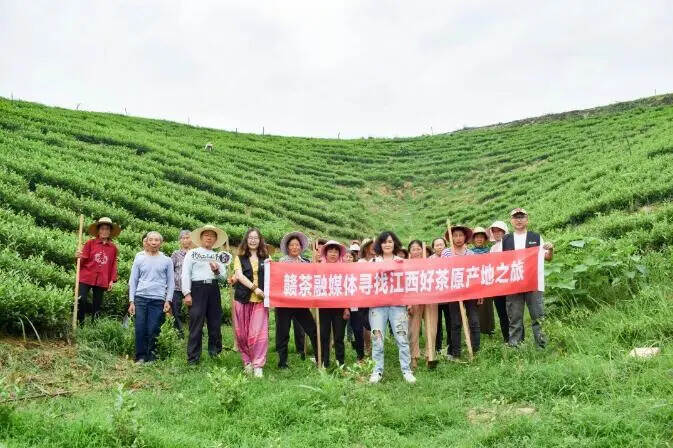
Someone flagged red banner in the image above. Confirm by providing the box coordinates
[264,247,544,308]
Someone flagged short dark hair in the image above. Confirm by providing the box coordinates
[348,250,359,261]
[431,237,446,249]
[407,239,423,252]
[374,231,403,256]
[286,235,303,250]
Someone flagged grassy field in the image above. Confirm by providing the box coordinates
[1,94,673,446]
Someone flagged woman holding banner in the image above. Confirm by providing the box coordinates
[431,237,452,358]
[369,231,416,384]
[407,240,439,370]
[234,228,270,378]
[318,241,351,368]
[276,231,319,369]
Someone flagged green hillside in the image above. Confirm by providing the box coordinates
[1,96,673,446]
[1,95,672,332]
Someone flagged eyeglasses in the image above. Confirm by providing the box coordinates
[248,237,260,241]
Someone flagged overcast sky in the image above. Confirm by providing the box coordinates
[1,1,672,138]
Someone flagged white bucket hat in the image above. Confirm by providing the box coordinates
[488,221,509,242]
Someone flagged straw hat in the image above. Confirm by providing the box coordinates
[471,226,489,241]
[488,220,509,242]
[320,240,346,260]
[191,224,228,249]
[280,231,310,256]
[444,225,473,243]
[88,217,122,238]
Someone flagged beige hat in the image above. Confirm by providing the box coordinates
[488,221,509,242]
[191,224,228,249]
[510,207,528,217]
[359,238,374,259]
[471,226,489,242]
[88,217,121,238]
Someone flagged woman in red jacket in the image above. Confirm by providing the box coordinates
[75,217,121,324]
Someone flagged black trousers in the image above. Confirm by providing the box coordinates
[493,296,510,343]
[172,290,185,337]
[293,317,306,355]
[187,283,222,363]
[448,300,480,357]
[275,307,317,367]
[349,309,368,360]
[435,303,452,353]
[319,309,347,368]
[77,283,105,324]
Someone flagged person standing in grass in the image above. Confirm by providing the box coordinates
[407,240,439,370]
[488,220,512,343]
[234,228,270,378]
[503,208,554,348]
[369,231,416,384]
[275,231,319,369]
[431,237,452,357]
[441,226,480,360]
[128,231,173,364]
[318,240,351,368]
[75,217,121,324]
[471,227,496,336]
[170,230,193,337]
[352,238,376,358]
[182,225,231,365]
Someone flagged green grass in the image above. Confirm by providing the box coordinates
[1,94,673,446]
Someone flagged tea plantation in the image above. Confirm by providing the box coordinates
[0,95,672,447]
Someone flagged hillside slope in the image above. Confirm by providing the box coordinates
[0,94,672,332]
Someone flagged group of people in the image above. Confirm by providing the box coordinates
[75,207,553,384]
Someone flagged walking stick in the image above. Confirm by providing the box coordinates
[72,215,84,334]
[313,242,322,369]
[225,238,238,352]
[446,219,474,361]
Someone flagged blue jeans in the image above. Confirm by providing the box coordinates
[134,296,165,361]
[369,306,411,375]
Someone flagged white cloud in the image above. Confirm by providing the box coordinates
[1,0,671,138]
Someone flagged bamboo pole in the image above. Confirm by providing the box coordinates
[225,238,238,352]
[313,242,322,369]
[446,219,474,361]
[72,215,84,334]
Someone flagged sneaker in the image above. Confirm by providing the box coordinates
[427,360,438,370]
[278,363,289,369]
[447,354,459,362]
[135,359,145,365]
[244,364,253,375]
[253,367,264,378]
[403,372,417,384]
[369,372,382,384]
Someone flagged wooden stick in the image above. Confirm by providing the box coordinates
[225,238,238,352]
[446,219,474,361]
[313,242,322,369]
[72,214,84,334]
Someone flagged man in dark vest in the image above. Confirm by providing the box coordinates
[502,208,554,348]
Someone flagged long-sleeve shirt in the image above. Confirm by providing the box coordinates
[128,252,174,302]
[79,238,118,288]
[181,247,228,295]
[170,249,188,291]
[441,247,475,257]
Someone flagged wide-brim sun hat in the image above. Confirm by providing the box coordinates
[444,225,473,243]
[471,226,489,242]
[488,220,509,241]
[280,231,310,256]
[191,224,228,249]
[88,217,122,238]
[320,240,347,260]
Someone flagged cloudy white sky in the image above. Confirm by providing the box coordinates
[1,1,672,138]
